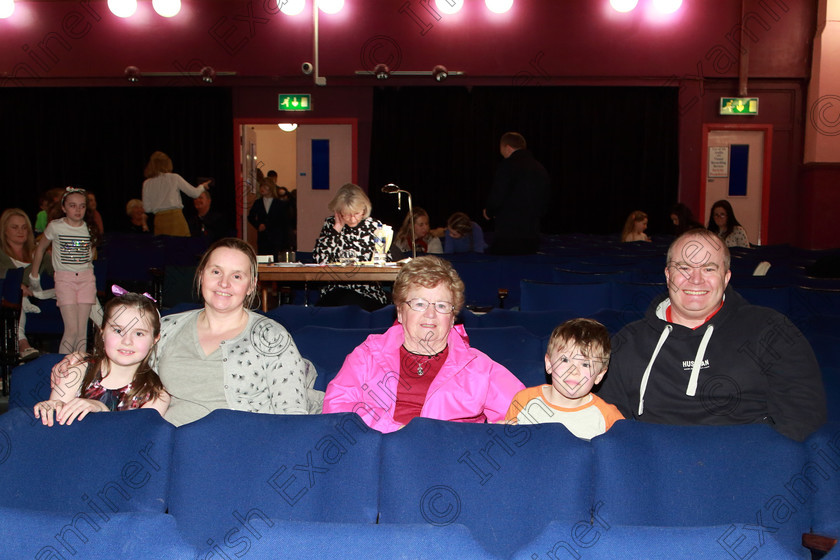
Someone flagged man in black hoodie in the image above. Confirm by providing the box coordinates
[598,229,826,441]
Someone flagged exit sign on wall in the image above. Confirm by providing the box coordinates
[720,97,758,115]
[278,94,312,111]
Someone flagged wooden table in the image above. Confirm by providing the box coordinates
[257,264,401,310]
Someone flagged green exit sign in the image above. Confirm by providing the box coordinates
[278,94,311,111]
[720,97,759,115]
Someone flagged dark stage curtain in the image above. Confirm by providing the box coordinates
[0,87,235,236]
[369,86,679,237]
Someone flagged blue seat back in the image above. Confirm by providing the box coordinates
[806,422,840,537]
[592,421,811,554]
[294,326,386,392]
[379,418,593,558]
[212,520,497,560]
[520,280,612,314]
[0,408,175,513]
[510,521,804,560]
[265,304,369,332]
[8,353,61,410]
[0,509,195,560]
[479,308,573,338]
[467,326,547,387]
[169,410,382,548]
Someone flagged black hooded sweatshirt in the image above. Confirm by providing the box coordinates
[597,286,826,441]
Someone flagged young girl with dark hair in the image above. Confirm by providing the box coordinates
[34,288,169,426]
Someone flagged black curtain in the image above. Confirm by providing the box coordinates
[0,87,234,234]
[369,86,679,237]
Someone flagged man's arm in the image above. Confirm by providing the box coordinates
[761,315,826,441]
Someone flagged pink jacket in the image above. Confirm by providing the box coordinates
[323,324,525,433]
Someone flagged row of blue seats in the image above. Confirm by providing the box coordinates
[0,407,837,559]
[518,279,840,319]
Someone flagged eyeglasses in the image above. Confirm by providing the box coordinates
[404,298,454,314]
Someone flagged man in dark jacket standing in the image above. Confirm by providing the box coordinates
[483,132,550,255]
[598,229,826,441]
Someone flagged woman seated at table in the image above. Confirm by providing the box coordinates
[323,255,524,433]
[313,183,389,310]
[54,237,324,426]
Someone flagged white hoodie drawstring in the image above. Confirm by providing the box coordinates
[686,324,714,397]
[638,324,672,416]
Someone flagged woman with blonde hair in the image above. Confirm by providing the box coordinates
[141,151,210,236]
[313,183,389,309]
[621,210,651,242]
[0,208,52,360]
[395,207,442,255]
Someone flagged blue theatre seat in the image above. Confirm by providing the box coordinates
[0,408,175,514]
[592,421,812,558]
[510,521,803,560]
[520,280,612,314]
[265,304,370,332]
[169,410,382,552]
[294,326,386,392]
[478,308,575,338]
[609,281,665,315]
[735,285,792,315]
[0,509,195,560]
[466,326,548,387]
[215,520,498,560]
[805,422,840,543]
[8,353,61,410]
[369,304,397,329]
[379,418,593,559]
[587,307,644,335]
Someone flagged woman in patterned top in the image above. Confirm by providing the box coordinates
[34,289,169,426]
[313,183,390,310]
[707,199,750,248]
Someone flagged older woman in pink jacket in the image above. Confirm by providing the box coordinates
[323,256,524,433]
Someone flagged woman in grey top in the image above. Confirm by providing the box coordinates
[155,238,323,425]
[54,238,323,426]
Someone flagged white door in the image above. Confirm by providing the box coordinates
[295,124,354,251]
[703,130,766,245]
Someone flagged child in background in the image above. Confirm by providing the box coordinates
[443,211,486,253]
[506,318,623,440]
[621,210,651,242]
[395,207,442,255]
[34,288,169,426]
[29,187,100,355]
[34,188,64,235]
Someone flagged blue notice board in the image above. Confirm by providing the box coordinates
[312,139,330,190]
[729,144,749,196]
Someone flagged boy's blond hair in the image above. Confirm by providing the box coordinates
[546,318,611,372]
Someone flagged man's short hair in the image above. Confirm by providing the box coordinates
[267,170,278,178]
[666,228,730,271]
[547,318,611,371]
[500,132,526,151]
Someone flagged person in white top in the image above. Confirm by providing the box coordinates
[30,187,98,355]
[142,151,209,236]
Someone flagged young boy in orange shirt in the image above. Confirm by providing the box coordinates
[506,318,623,440]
